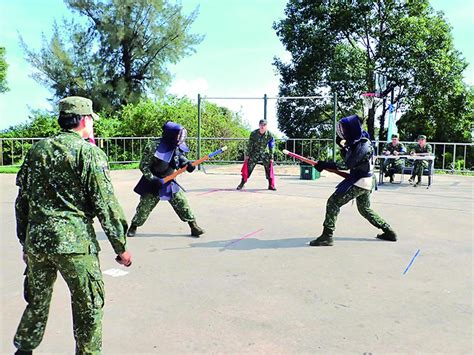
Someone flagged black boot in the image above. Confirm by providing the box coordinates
[127,225,137,238]
[236,179,245,190]
[189,221,205,237]
[414,177,421,187]
[309,227,334,246]
[15,350,32,355]
[408,176,415,184]
[376,228,397,242]
[389,174,394,183]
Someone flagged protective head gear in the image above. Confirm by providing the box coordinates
[155,121,189,162]
[336,115,364,144]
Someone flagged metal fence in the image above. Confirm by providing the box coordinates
[1,137,473,172]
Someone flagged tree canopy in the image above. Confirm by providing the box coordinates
[21,0,202,112]
[0,47,8,93]
[273,0,472,142]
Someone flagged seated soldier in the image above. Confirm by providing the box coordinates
[409,134,432,187]
[382,134,406,183]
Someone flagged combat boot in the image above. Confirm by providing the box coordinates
[376,228,397,242]
[15,350,32,355]
[189,221,205,237]
[408,176,415,184]
[127,225,137,238]
[414,177,421,187]
[236,179,245,190]
[389,174,394,183]
[309,227,334,246]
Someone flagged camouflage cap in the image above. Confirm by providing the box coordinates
[59,96,99,120]
[259,119,267,125]
[391,134,399,138]
[417,134,427,140]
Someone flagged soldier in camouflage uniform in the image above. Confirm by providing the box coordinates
[237,119,276,190]
[409,134,432,187]
[382,134,406,183]
[127,121,204,238]
[14,97,131,355]
[309,115,397,247]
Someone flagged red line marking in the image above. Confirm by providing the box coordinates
[196,189,222,196]
[223,228,264,248]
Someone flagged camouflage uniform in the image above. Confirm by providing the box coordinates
[245,129,274,180]
[130,140,195,227]
[310,115,396,246]
[382,142,406,176]
[323,147,390,233]
[411,143,432,180]
[14,129,128,354]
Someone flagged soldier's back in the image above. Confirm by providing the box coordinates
[20,131,103,254]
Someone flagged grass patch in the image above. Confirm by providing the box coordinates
[0,166,20,174]
[110,162,139,170]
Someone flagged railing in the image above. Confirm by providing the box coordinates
[1,137,472,172]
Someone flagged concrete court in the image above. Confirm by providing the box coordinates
[0,166,472,354]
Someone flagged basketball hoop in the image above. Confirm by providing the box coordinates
[361,92,377,109]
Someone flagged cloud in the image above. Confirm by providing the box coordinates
[169,77,209,99]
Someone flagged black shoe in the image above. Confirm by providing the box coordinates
[408,176,415,184]
[15,350,32,355]
[389,175,394,183]
[268,185,276,191]
[236,180,245,190]
[376,229,397,242]
[127,225,137,238]
[189,221,205,237]
[309,228,334,246]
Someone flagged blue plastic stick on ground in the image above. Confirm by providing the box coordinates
[403,249,421,275]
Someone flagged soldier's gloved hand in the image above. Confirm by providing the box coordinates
[315,161,338,172]
[116,251,132,267]
[186,162,196,173]
[151,175,164,186]
[178,154,190,168]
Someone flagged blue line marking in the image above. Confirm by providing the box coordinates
[403,249,420,275]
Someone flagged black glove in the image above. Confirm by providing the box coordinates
[151,175,164,186]
[315,161,338,172]
[177,154,190,168]
[186,162,196,173]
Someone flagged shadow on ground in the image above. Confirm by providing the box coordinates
[178,236,383,251]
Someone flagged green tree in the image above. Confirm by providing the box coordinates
[0,47,8,93]
[21,0,202,112]
[273,0,471,142]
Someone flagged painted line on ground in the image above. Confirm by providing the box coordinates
[403,249,421,275]
[221,228,264,249]
[196,189,223,196]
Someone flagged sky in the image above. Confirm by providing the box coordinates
[1,0,473,134]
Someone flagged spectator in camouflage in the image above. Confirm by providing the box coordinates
[409,135,433,187]
[13,96,131,355]
[382,134,406,183]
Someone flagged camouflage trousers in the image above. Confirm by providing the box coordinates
[14,251,104,354]
[247,154,272,180]
[411,160,428,179]
[382,158,403,176]
[131,190,195,227]
[323,186,390,232]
